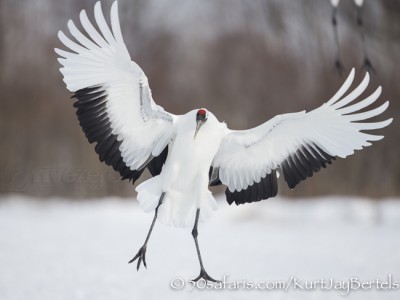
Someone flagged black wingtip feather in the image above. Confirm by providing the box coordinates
[281,143,337,190]
[225,170,279,205]
[72,86,168,185]
[208,167,222,186]
[225,140,337,206]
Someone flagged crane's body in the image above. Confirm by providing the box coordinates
[56,1,392,283]
[137,110,227,227]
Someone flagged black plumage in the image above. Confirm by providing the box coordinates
[225,142,336,205]
[225,170,278,205]
[208,167,222,186]
[282,143,335,189]
[72,86,168,184]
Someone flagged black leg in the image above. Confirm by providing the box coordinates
[191,208,219,283]
[128,192,165,270]
[356,5,375,74]
[331,6,345,76]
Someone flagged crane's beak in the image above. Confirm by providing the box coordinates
[194,120,205,140]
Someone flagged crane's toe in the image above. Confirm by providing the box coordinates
[128,245,147,270]
[191,268,220,283]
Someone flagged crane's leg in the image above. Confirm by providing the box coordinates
[128,192,165,270]
[191,208,219,282]
[331,6,345,76]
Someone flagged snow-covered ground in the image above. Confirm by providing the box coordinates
[1,195,399,300]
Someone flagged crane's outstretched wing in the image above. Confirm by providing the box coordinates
[55,1,175,183]
[212,69,392,205]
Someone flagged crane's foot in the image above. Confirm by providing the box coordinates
[191,268,220,283]
[128,245,147,270]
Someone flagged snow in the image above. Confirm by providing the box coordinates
[0,195,399,300]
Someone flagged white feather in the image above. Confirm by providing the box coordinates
[213,70,392,193]
[55,1,175,171]
[354,0,364,7]
[326,68,354,105]
[330,0,340,7]
[331,72,369,110]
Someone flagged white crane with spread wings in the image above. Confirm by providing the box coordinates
[56,1,392,282]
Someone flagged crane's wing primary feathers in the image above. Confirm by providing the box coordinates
[213,69,392,205]
[55,1,175,183]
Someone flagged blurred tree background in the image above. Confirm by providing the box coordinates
[0,0,398,199]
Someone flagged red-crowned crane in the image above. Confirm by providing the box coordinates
[56,1,392,282]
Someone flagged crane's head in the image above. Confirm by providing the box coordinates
[194,108,208,139]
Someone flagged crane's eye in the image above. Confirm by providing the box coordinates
[196,109,207,121]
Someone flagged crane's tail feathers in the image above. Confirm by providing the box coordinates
[136,177,218,227]
[136,176,163,213]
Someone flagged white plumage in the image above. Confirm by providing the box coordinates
[213,70,390,193]
[137,110,226,227]
[56,1,392,281]
[354,0,364,7]
[330,0,340,7]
